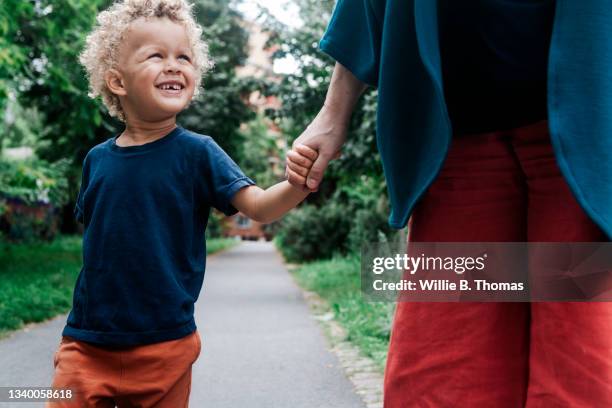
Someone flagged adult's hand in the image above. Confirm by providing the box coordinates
[286,107,348,191]
[285,62,367,192]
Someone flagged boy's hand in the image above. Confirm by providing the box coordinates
[285,144,319,189]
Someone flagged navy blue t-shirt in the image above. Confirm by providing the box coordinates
[438,0,556,135]
[63,126,255,346]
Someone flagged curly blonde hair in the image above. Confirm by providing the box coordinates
[79,0,214,121]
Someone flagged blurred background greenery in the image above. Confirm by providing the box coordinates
[0,0,398,368]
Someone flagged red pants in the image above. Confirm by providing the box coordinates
[384,121,612,407]
[46,331,201,407]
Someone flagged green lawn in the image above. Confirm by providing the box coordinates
[206,237,239,255]
[0,235,238,337]
[290,255,395,371]
[0,236,81,338]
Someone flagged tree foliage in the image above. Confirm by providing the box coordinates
[1,0,116,164]
[262,0,395,258]
[263,0,384,195]
[237,114,283,187]
[1,0,262,163]
[179,0,268,159]
[0,0,32,137]
[1,0,261,233]
[0,0,114,236]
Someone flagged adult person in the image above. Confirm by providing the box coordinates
[285,0,612,406]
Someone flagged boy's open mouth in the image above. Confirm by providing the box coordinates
[155,81,185,96]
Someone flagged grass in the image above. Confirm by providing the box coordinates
[290,255,395,371]
[206,237,239,255]
[0,235,239,337]
[0,235,82,338]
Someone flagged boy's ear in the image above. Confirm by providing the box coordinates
[105,68,127,96]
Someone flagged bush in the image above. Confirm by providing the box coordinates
[0,198,60,242]
[262,219,282,241]
[205,210,223,239]
[275,174,403,262]
[348,208,395,254]
[0,156,70,206]
[275,201,351,262]
[0,156,70,242]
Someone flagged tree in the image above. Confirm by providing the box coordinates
[179,0,268,160]
[2,0,269,163]
[237,113,283,187]
[3,0,117,164]
[0,0,114,235]
[2,0,263,232]
[262,0,384,198]
[0,1,40,149]
[261,0,394,258]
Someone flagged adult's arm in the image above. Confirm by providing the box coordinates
[287,62,368,191]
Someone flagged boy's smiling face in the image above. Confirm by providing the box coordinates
[106,17,196,122]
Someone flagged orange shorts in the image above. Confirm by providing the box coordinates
[45,331,201,408]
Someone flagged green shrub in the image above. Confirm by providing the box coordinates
[275,174,403,262]
[205,210,223,239]
[276,201,351,262]
[0,200,60,242]
[0,156,70,206]
[262,219,282,241]
[348,208,395,254]
[0,156,70,242]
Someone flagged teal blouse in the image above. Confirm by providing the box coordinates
[319,0,612,240]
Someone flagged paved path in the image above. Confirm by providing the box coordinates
[0,316,64,408]
[0,242,365,408]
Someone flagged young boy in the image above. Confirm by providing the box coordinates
[47,0,315,406]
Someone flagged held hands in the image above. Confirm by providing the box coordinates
[285,144,319,191]
[285,63,365,191]
[285,107,348,192]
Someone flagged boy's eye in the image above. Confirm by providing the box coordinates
[179,55,191,62]
[148,53,162,59]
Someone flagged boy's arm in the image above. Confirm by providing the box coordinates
[231,182,309,224]
[231,145,317,224]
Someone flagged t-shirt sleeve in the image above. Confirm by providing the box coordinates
[197,137,256,216]
[319,0,385,87]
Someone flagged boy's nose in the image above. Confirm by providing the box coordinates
[164,59,181,73]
